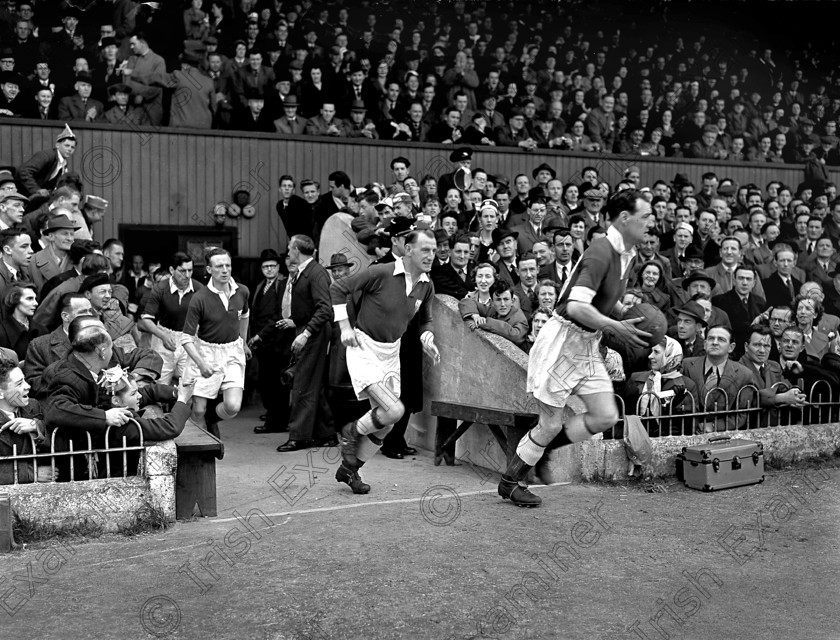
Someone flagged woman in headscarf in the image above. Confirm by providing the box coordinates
[624,335,699,437]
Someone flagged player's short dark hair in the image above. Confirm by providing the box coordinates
[204,247,230,265]
[170,251,192,269]
[278,174,295,187]
[103,238,123,251]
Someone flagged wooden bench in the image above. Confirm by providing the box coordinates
[430,401,538,465]
[174,424,224,520]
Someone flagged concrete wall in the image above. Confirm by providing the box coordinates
[6,441,177,535]
[408,295,530,474]
[408,295,840,483]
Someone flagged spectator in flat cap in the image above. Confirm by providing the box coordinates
[57,72,104,123]
[99,83,150,127]
[16,125,76,199]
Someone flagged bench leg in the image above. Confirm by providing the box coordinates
[435,417,473,465]
[176,453,218,519]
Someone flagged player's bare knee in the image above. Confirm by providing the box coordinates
[224,399,241,416]
[590,405,619,431]
[378,400,404,425]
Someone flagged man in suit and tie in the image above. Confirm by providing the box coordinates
[512,252,540,321]
[247,249,292,434]
[0,227,33,301]
[740,324,807,426]
[431,235,473,300]
[273,95,306,135]
[57,72,104,122]
[276,235,335,451]
[798,216,825,266]
[712,265,767,359]
[681,325,757,432]
[804,236,839,287]
[540,227,574,286]
[513,197,547,255]
[762,245,802,308]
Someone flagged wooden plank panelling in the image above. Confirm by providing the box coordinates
[2,119,838,258]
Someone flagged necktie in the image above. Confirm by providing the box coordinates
[9,270,16,283]
[705,366,721,389]
[262,279,273,296]
[787,278,795,299]
[808,242,814,254]
[759,365,766,380]
[459,269,466,281]
[560,266,567,282]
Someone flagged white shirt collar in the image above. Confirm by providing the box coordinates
[208,276,239,296]
[170,277,195,295]
[394,257,429,295]
[606,225,633,255]
[296,256,314,275]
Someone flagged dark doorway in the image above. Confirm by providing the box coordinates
[118,224,238,269]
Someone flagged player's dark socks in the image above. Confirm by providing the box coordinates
[498,455,542,507]
[339,421,361,466]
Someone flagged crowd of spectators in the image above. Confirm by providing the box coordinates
[4,2,840,486]
[6,127,840,483]
[2,1,840,165]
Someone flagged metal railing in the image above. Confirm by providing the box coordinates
[0,421,147,485]
[608,379,839,439]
